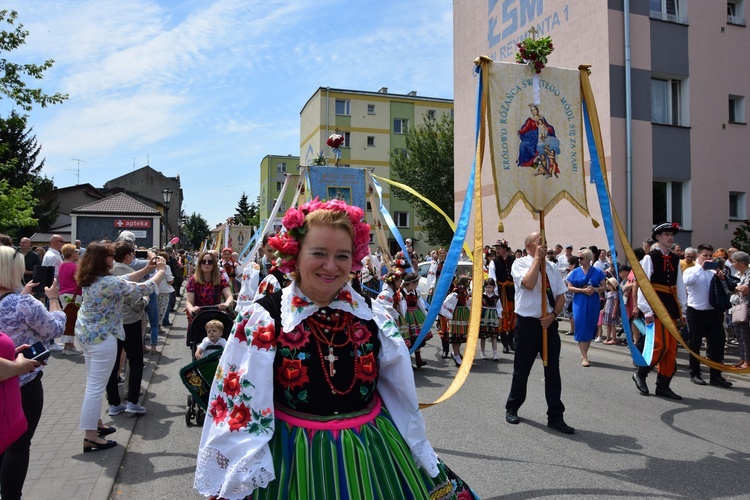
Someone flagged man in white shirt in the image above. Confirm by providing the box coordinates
[682,244,733,388]
[41,234,64,277]
[556,244,571,279]
[504,232,573,434]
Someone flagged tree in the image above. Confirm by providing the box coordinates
[389,113,454,247]
[0,10,69,111]
[183,212,211,249]
[0,178,36,233]
[0,112,58,232]
[731,220,750,254]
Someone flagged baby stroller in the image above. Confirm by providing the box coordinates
[180,306,234,426]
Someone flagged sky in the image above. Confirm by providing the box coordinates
[2,0,454,228]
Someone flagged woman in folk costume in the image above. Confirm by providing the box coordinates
[479,278,503,362]
[443,276,472,367]
[375,268,409,345]
[399,272,432,369]
[194,198,476,500]
[489,239,516,354]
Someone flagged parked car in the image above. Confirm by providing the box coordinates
[417,261,474,300]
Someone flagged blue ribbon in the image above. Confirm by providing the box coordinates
[370,176,413,272]
[409,66,483,354]
[583,100,650,366]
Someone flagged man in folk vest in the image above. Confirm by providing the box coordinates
[632,222,687,399]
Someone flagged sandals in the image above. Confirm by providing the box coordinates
[581,359,591,367]
[83,438,117,453]
[97,426,116,437]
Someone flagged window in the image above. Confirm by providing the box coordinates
[394,211,409,228]
[651,78,685,126]
[367,104,375,115]
[277,162,286,173]
[729,95,746,123]
[394,148,409,159]
[650,0,687,23]
[276,181,283,191]
[426,109,436,120]
[367,136,375,147]
[730,192,746,220]
[335,99,350,116]
[366,201,372,211]
[369,233,374,244]
[394,118,409,134]
[343,132,351,148]
[653,181,686,225]
[728,0,746,25]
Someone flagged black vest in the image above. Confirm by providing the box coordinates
[648,249,681,318]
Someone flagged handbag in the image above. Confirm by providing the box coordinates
[731,301,748,323]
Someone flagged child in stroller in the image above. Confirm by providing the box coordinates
[195,319,227,359]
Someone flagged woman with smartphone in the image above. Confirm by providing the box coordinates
[0,246,65,500]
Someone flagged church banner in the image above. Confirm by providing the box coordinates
[307,166,366,210]
[487,62,590,220]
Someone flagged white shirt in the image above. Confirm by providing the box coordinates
[511,256,567,318]
[197,337,227,351]
[556,253,570,278]
[682,264,716,310]
[42,248,63,278]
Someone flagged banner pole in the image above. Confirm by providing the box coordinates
[540,209,548,366]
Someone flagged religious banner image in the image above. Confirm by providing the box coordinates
[307,166,367,210]
[487,62,589,220]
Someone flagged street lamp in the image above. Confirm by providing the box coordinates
[162,187,173,246]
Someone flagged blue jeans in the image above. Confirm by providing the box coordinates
[145,292,159,345]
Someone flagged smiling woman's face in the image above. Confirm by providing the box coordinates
[296,225,353,305]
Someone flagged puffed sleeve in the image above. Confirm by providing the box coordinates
[370,300,439,477]
[194,302,277,499]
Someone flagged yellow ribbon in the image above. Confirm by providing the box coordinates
[371,174,473,261]
[580,67,749,374]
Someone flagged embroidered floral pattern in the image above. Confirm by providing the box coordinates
[251,322,276,351]
[276,358,309,390]
[291,295,310,310]
[337,289,353,304]
[209,395,228,424]
[278,324,311,350]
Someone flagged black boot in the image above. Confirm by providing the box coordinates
[655,374,682,400]
[415,351,427,368]
[500,332,510,354]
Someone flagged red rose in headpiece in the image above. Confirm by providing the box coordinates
[282,208,305,229]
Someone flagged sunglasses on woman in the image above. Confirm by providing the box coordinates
[200,259,214,265]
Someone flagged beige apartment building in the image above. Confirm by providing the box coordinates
[299,87,454,256]
[454,0,749,251]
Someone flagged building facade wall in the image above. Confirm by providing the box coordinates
[455,0,750,253]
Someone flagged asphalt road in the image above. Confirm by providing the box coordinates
[111,314,750,499]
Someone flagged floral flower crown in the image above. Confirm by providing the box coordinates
[268,197,371,274]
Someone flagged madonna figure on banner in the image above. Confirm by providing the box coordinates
[518,104,559,167]
[194,198,476,499]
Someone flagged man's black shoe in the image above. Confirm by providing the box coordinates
[632,373,649,395]
[505,410,520,424]
[547,419,575,434]
[690,374,707,386]
[709,377,733,388]
[655,386,682,400]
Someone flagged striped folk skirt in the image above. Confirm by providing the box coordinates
[448,305,470,344]
[244,397,476,500]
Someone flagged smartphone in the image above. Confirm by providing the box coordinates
[703,260,720,270]
[31,265,55,295]
[135,250,148,259]
[21,341,51,363]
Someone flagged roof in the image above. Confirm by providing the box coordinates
[28,232,70,244]
[71,192,161,215]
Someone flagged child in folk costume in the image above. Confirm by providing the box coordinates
[375,269,409,345]
[602,277,621,345]
[443,276,472,367]
[399,272,432,368]
[480,278,503,362]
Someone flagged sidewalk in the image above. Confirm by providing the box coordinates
[19,296,186,500]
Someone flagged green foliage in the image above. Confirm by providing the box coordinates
[0,10,69,111]
[310,152,327,166]
[0,178,37,233]
[184,212,211,249]
[234,193,260,227]
[389,113,454,247]
[731,219,750,253]
[0,113,59,233]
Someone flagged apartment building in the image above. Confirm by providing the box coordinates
[454,0,749,250]
[299,87,454,256]
[259,154,301,223]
